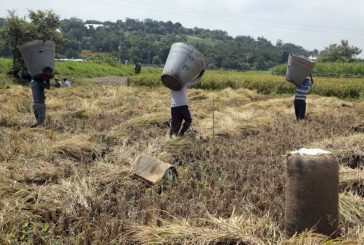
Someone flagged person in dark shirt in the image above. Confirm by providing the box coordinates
[30,76,50,128]
[134,62,141,74]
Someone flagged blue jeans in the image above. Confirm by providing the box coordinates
[33,103,46,125]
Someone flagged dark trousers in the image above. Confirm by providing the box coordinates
[294,99,306,120]
[33,103,46,125]
[170,105,192,136]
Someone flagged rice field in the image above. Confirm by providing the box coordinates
[271,62,364,78]
[1,62,364,243]
[129,71,364,99]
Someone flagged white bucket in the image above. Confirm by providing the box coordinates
[19,40,55,80]
[285,54,315,86]
[161,43,206,91]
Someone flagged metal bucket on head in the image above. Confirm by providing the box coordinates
[285,54,315,86]
[19,40,55,80]
[161,42,206,91]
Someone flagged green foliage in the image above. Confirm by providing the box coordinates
[54,17,309,70]
[27,10,64,45]
[85,53,120,66]
[271,62,364,78]
[1,12,314,71]
[0,58,11,74]
[319,40,362,62]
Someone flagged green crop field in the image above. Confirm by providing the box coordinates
[271,61,364,78]
[129,71,364,99]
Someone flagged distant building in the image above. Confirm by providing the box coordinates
[56,58,84,62]
[84,24,104,29]
[308,56,318,61]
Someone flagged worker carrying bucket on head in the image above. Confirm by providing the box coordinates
[161,43,206,137]
[29,75,51,128]
[293,74,313,120]
[285,54,315,121]
[19,40,55,128]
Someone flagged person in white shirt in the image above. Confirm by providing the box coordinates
[169,70,204,137]
[63,78,71,87]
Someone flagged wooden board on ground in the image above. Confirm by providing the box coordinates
[132,154,177,184]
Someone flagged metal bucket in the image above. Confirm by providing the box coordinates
[19,40,55,80]
[285,54,315,86]
[161,43,206,91]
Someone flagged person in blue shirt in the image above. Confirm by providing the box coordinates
[30,76,50,128]
[294,76,313,120]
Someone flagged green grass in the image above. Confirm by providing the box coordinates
[187,35,220,46]
[55,61,134,78]
[271,62,364,78]
[0,58,11,74]
[0,58,162,85]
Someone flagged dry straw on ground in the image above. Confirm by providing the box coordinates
[1,82,364,243]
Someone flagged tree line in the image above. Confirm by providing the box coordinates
[0,10,313,72]
[0,10,361,78]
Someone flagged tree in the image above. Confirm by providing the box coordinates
[3,10,65,78]
[56,16,312,70]
[152,55,161,65]
[319,40,362,62]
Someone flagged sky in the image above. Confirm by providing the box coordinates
[2,0,364,57]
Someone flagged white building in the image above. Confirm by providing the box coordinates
[84,24,104,29]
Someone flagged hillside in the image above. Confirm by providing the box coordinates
[0,17,311,70]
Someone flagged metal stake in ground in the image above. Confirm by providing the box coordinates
[212,98,215,141]
[285,148,339,238]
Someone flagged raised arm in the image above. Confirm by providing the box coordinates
[186,70,205,88]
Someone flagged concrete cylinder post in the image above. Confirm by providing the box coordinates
[285,148,339,238]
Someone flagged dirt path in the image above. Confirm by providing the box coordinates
[89,76,128,86]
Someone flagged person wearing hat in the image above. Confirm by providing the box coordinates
[30,75,50,128]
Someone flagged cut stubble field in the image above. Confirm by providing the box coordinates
[1,73,364,243]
